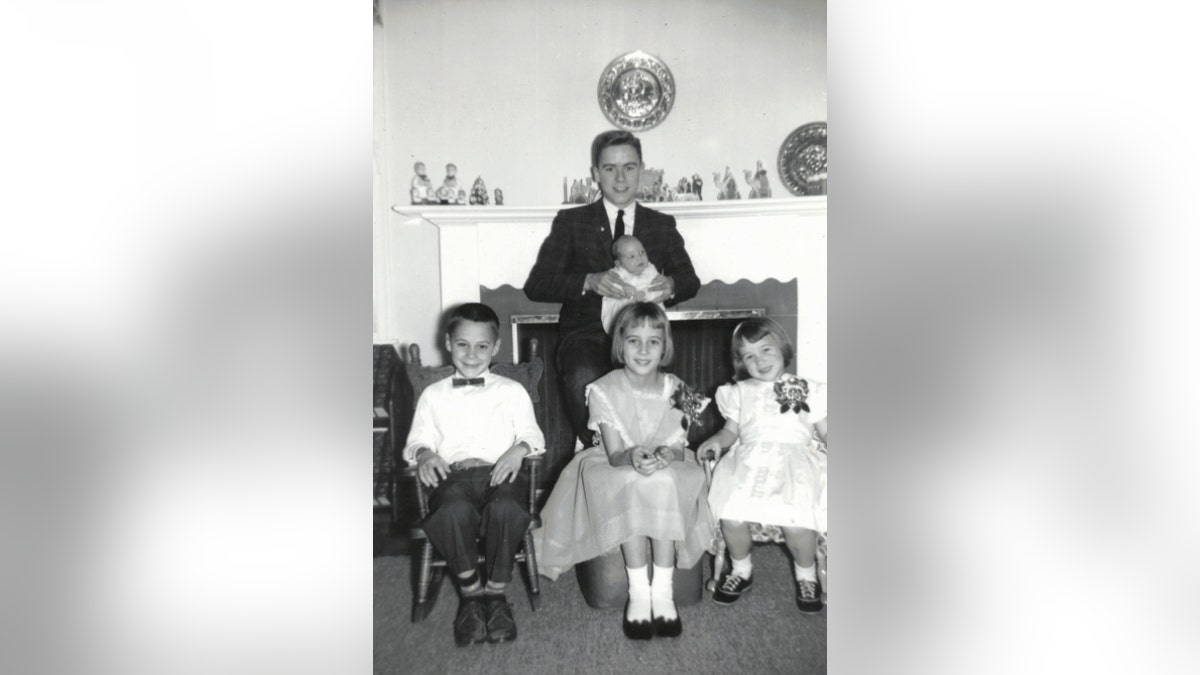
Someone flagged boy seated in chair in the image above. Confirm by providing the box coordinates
[402,303,546,646]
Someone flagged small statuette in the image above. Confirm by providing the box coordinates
[713,166,740,200]
[469,177,489,205]
[692,173,703,200]
[435,163,467,205]
[410,161,434,205]
[744,160,772,199]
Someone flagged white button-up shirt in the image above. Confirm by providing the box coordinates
[402,370,546,465]
[601,198,637,236]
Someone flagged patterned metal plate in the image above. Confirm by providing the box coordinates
[778,122,828,196]
[597,51,675,131]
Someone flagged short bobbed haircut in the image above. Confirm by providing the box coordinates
[610,302,674,367]
[444,302,501,341]
[731,317,794,380]
[591,130,643,168]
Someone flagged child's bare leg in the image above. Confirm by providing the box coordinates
[721,519,753,560]
[621,536,649,568]
[650,538,675,567]
[620,537,653,633]
[781,526,817,567]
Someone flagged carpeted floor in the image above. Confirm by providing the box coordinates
[374,536,826,674]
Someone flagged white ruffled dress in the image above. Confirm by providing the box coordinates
[536,370,714,580]
[707,376,828,531]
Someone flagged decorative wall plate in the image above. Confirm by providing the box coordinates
[597,51,675,131]
[778,122,828,196]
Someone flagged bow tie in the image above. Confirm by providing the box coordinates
[452,377,485,388]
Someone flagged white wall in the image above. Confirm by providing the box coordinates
[375,0,827,360]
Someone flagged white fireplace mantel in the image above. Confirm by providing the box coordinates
[391,196,826,306]
[387,197,826,378]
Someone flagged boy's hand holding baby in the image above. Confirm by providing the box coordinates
[585,269,636,299]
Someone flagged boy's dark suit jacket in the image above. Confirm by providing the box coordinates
[525,200,701,335]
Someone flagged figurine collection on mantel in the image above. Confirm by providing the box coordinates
[410,161,502,206]
[562,162,776,204]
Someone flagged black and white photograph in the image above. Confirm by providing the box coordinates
[9,2,1200,674]
[372,0,828,672]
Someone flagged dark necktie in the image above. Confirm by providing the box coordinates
[614,209,626,240]
[452,377,485,388]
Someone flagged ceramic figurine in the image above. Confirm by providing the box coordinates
[410,161,434,205]
[494,188,504,205]
[436,163,467,204]
[713,166,740,200]
[692,173,703,200]
[470,177,489,205]
[744,160,772,199]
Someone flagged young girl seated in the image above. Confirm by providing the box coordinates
[697,317,828,613]
[537,302,714,640]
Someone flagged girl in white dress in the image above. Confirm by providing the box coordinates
[537,303,714,640]
[697,317,828,613]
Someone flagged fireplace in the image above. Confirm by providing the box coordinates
[389,197,826,486]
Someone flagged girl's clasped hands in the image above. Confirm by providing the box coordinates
[629,445,674,475]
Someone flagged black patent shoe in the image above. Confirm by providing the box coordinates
[454,597,487,646]
[652,611,682,638]
[483,595,517,643]
[795,578,824,614]
[622,602,653,640]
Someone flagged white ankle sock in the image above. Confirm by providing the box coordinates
[650,564,677,620]
[626,565,651,623]
[794,561,817,582]
[731,554,753,578]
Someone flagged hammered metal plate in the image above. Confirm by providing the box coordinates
[778,122,828,196]
[597,51,675,131]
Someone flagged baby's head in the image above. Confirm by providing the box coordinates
[443,302,501,378]
[612,235,649,276]
[731,317,794,382]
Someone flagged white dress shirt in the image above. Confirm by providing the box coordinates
[601,198,637,236]
[402,370,546,465]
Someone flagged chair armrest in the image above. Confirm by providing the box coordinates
[522,454,543,513]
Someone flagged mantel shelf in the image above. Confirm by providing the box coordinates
[391,195,827,225]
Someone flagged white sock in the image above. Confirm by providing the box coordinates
[651,564,677,620]
[626,565,651,623]
[731,554,753,578]
[794,561,817,582]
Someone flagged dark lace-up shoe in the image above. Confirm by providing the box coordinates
[712,569,753,605]
[795,578,824,614]
[453,597,487,646]
[483,595,517,643]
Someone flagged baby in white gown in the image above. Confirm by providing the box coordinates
[601,235,668,334]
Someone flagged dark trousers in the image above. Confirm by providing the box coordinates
[422,465,531,584]
[556,324,611,449]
